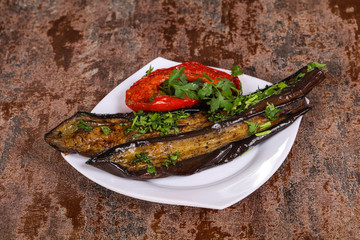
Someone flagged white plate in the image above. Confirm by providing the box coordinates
[62,57,302,209]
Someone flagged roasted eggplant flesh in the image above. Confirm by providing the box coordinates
[87,98,310,179]
[44,66,325,159]
[44,110,211,157]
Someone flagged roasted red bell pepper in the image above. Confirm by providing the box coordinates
[126,62,241,112]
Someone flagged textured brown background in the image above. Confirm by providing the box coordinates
[1,0,359,239]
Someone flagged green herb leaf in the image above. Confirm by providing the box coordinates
[307,62,326,71]
[294,72,306,82]
[77,120,93,131]
[209,95,221,112]
[198,82,213,99]
[173,82,200,99]
[100,126,111,135]
[293,62,326,83]
[244,94,259,109]
[132,153,157,175]
[216,79,235,98]
[259,121,271,131]
[160,67,203,99]
[143,65,154,77]
[255,130,271,137]
[231,65,243,76]
[217,94,233,111]
[159,67,185,96]
[125,109,190,139]
[244,121,258,135]
[207,112,231,122]
[146,163,157,175]
[163,152,180,168]
[265,104,282,120]
[276,82,288,91]
[133,152,151,163]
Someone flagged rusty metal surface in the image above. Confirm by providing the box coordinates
[0,0,359,239]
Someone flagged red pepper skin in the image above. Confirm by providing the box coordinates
[126,62,241,112]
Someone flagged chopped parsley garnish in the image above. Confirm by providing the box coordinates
[244,121,271,135]
[132,153,157,175]
[307,62,326,71]
[259,121,271,130]
[208,81,289,122]
[264,82,288,96]
[231,65,243,76]
[132,152,181,175]
[255,130,271,137]
[294,72,306,82]
[132,152,151,164]
[162,152,180,168]
[294,62,326,82]
[77,120,93,131]
[125,109,190,138]
[244,121,258,135]
[146,164,157,175]
[100,126,111,135]
[265,104,281,120]
[143,65,154,77]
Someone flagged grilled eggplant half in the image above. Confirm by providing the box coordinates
[87,98,310,179]
[44,65,325,158]
[44,109,210,157]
